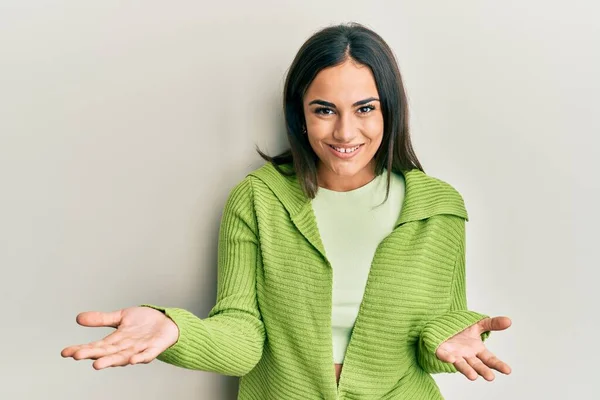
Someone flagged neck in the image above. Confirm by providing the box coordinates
[316,161,378,192]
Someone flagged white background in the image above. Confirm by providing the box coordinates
[1,1,597,399]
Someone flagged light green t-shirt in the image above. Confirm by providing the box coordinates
[311,169,406,363]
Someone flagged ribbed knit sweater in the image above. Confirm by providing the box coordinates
[143,162,491,399]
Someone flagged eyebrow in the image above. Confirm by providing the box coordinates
[307,97,380,108]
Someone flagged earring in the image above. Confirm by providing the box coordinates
[302,127,307,134]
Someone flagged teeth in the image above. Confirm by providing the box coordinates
[332,145,360,153]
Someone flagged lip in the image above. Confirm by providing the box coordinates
[327,143,364,159]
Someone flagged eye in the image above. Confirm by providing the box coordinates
[315,107,334,115]
[357,104,376,114]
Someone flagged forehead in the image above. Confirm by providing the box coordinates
[304,60,379,103]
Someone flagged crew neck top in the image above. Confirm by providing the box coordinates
[310,169,406,363]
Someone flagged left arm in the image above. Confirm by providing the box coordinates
[416,218,491,374]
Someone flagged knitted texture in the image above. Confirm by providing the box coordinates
[142,162,490,399]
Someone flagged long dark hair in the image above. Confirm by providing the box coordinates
[256,21,424,200]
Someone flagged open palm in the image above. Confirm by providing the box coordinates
[61,306,179,370]
[436,316,512,381]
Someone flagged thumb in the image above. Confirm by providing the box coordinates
[478,316,512,333]
[76,310,123,328]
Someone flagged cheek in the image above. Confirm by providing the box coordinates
[306,117,332,135]
[306,134,327,155]
[306,121,332,146]
[362,116,384,143]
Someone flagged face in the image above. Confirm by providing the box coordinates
[303,59,384,190]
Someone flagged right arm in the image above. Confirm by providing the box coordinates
[142,177,265,376]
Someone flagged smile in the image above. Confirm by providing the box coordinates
[327,144,364,159]
[328,144,363,153]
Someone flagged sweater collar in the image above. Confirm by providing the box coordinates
[248,162,468,258]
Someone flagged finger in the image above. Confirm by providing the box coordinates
[436,347,457,364]
[62,341,104,358]
[93,329,124,346]
[62,344,84,358]
[466,356,495,381]
[454,359,478,381]
[73,340,129,361]
[130,346,162,365]
[76,310,123,328]
[478,316,512,333]
[93,348,137,370]
[61,330,124,358]
[478,349,512,375]
[91,341,147,370]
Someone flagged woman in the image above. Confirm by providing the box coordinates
[62,22,511,399]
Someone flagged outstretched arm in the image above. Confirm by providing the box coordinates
[142,177,265,376]
[417,218,511,379]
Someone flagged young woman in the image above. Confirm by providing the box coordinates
[62,22,512,399]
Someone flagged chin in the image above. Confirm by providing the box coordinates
[327,162,368,177]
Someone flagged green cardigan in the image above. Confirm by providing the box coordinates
[143,162,491,399]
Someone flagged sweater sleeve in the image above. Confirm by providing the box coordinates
[416,218,491,374]
[141,177,265,376]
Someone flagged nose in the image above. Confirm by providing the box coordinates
[332,113,357,143]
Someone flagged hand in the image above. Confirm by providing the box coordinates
[435,316,512,381]
[61,306,179,370]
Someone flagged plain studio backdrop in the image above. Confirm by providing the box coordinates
[1,1,597,399]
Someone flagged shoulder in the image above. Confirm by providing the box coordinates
[423,172,469,227]
[404,168,464,197]
[246,162,294,188]
[222,176,255,219]
[225,162,294,210]
[399,168,469,222]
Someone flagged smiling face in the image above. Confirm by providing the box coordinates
[303,59,384,191]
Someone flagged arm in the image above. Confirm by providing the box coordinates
[417,218,491,374]
[142,177,265,376]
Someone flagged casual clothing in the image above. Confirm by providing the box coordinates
[143,162,490,400]
[311,169,406,363]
